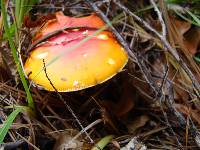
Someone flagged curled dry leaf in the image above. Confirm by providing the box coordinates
[0,50,12,82]
[170,16,191,35]
[24,13,56,28]
[127,115,149,134]
[121,137,147,150]
[170,16,200,55]
[183,27,200,55]
[53,130,83,150]
[113,81,135,117]
[101,81,135,118]
[174,104,200,126]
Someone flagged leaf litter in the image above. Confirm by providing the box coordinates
[0,0,200,149]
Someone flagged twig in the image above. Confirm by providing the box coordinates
[86,0,159,94]
[112,0,179,60]
[65,119,103,150]
[112,0,200,95]
[42,59,94,144]
[155,65,182,147]
[150,0,166,38]
[157,65,169,99]
[158,95,182,148]
[166,82,186,125]
[15,132,40,150]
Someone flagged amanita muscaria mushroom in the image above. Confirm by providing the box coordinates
[24,12,128,92]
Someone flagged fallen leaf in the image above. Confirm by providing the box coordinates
[127,115,149,133]
[183,27,200,55]
[114,81,135,117]
[174,104,200,126]
[53,130,83,150]
[121,137,147,150]
[170,16,200,55]
[24,12,55,28]
[170,16,191,35]
[0,50,12,82]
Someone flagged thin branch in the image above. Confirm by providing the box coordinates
[86,0,160,94]
[112,0,200,96]
[42,59,94,144]
[150,0,167,38]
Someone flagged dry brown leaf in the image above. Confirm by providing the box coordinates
[183,27,200,55]
[127,115,149,134]
[121,137,147,150]
[114,81,135,117]
[167,13,200,81]
[0,51,12,82]
[174,104,200,126]
[173,81,190,102]
[100,106,118,133]
[170,16,200,55]
[101,81,135,118]
[53,130,83,150]
[23,11,56,28]
[170,16,191,35]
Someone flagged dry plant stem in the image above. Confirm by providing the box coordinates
[156,66,182,147]
[85,4,183,144]
[166,82,186,125]
[42,59,94,144]
[86,0,159,94]
[157,66,169,98]
[112,0,200,96]
[39,110,58,131]
[66,119,102,148]
[150,0,186,125]
[159,96,182,147]
[150,0,166,38]
[150,0,200,147]
[0,140,25,149]
[15,132,40,150]
[32,88,70,129]
[140,126,168,138]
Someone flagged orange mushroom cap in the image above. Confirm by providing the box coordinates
[24,13,128,92]
[33,12,105,41]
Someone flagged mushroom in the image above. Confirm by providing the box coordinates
[33,12,106,41]
[24,12,128,92]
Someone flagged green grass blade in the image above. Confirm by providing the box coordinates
[175,10,200,27]
[92,135,114,150]
[18,0,25,28]
[194,56,200,63]
[15,0,21,26]
[186,9,200,26]
[0,107,22,144]
[14,0,40,43]
[15,0,40,27]
[1,0,35,110]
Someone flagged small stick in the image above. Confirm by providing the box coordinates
[86,0,159,94]
[112,0,200,97]
[42,59,94,144]
[150,0,167,38]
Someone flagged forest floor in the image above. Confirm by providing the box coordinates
[0,0,200,149]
